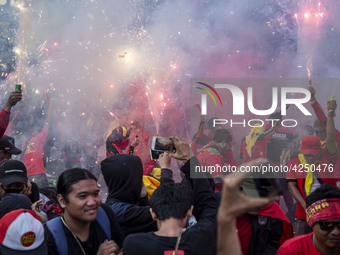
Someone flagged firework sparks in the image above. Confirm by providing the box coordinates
[306,56,312,83]
[118,52,129,59]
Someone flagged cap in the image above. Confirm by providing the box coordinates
[0,209,47,255]
[0,160,27,186]
[0,194,32,218]
[301,136,322,155]
[313,119,325,133]
[0,135,21,155]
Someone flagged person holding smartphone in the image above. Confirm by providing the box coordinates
[123,136,218,255]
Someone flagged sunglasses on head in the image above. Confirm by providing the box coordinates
[317,220,340,232]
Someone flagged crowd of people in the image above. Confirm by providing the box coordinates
[0,84,339,255]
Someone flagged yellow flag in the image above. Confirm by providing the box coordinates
[298,154,318,196]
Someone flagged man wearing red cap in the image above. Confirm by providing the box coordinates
[308,85,340,183]
[286,100,338,236]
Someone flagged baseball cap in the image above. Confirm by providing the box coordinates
[301,136,322,155]
[0,135,22,155]
[0,209,47,255]
[313,119,325,133]
[0,194,32,218]
[0,160,27,186]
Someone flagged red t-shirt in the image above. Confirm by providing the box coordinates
[312,101,340,179]
[236,214,253,255]
[22,128,48,176]
[196,145,224,191]
[223,149,239,167]
[277,233,340,255]
[286,149,338,220]
[196,146,224,170]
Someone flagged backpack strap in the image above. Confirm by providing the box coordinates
[107,202,130,224]
[45,217,67,255]
[96,206,111,240]
[45,206,111,255]
[106,202,131,233]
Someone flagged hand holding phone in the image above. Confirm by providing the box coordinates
[158,152,171,169]
[169,136,191,162]
[150,149,161,160]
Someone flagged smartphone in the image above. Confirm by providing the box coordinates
[242,176,282,198]
[150,149,162,160]
[151,136,176,153]
[253,178,282,197]
[15,84,21,91]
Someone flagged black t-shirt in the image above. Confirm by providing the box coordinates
[266,131,294,163]
[123,225,215,255]
[123,158,217,255]
[44,204,125,255]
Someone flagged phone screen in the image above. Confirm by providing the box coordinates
[242,178,282,198]
[150,150,161,160]
[152,136,175,153]
[253,178,282,197]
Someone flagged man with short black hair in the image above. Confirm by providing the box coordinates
[277,184,340,254]
[123,136,218,255]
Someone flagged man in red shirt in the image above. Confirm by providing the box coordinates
[309,85,340,182]
[0,90,22,138]
[21,104,52,188]
[191,116,223,154]
[287,99,338,236]
[196,129,235,191]
[277,184,340,255]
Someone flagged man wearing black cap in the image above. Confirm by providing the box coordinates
[0,135,22,165]
[0,160,41,205]
[0,160,28,196]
